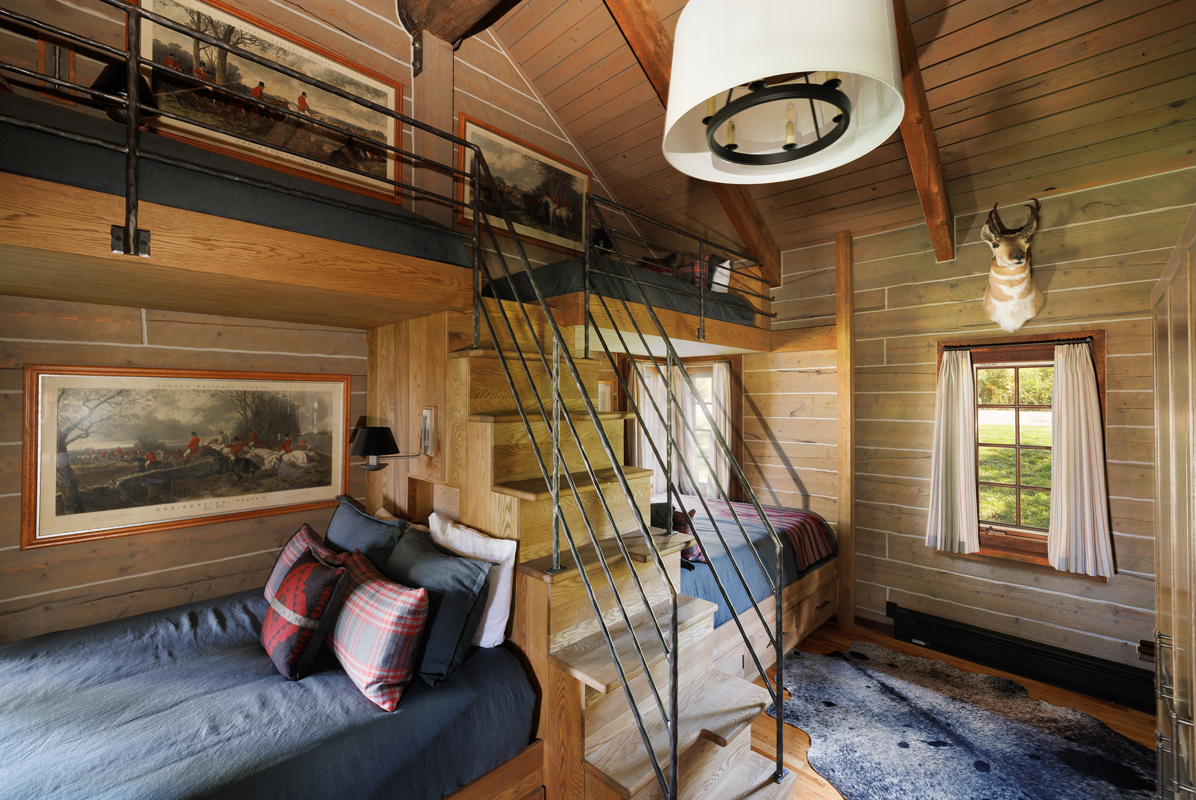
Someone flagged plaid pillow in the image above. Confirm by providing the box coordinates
[672,508,696,532]
[329,551,428,711]
[265,524,345,603]
[675,255,718,290]
[680,542,707,564]
[261,548,347,680]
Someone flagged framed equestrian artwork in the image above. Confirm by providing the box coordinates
[457,114,592,254]
[139,0,402,200]
[20,365,350,549]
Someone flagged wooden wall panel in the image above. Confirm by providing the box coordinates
[770,168,1193,667]
[0,296,368,644]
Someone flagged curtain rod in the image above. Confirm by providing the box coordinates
[942,336,1092,352]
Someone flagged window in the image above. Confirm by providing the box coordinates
[976,363,1053,535]
[686,370,716,497]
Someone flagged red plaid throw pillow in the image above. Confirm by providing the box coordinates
[265,524,346,603]
[672,508,696,532]
[261,548,348,680]
[329,551,428,711]
[675,255,717,290]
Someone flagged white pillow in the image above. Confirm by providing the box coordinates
[711,260,732,293]
[428,511,452,539]
[428,518,517,648]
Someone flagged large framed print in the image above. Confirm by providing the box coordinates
[140,0,401,200]
[458,114,591,254]
[21,366,350,549]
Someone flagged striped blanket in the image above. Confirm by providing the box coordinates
[671,496,836,571]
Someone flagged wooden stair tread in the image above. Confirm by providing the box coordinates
[584,667,771,799]
[518,529,685,582]
[549,594,716,693]
[492,466,654,502]
[697,750,797,800]
[469,410,635,423]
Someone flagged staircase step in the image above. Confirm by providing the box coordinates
[518,530,689,582]
[697,749,796,800]
[584,667,771,799]
[492,466,654,502]
[470,410,635,423]
[449,346,600,363]
[549,594,716,694]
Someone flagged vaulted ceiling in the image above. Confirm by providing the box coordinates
[490,0,1195,258]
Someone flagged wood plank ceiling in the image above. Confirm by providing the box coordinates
[492,0,1196,255]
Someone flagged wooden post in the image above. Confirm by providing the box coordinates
[835,230,855,628]
[412,30,455,228]
[366,324,399,514]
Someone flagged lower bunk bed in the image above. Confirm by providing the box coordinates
[0,503,541,800]
[658,494,839,679]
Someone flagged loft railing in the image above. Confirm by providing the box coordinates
[0,6,791,793]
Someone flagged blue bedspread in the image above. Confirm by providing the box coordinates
[666,496,837,628]
[0,590,535,800]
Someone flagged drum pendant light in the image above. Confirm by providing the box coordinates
[662,0,905,184]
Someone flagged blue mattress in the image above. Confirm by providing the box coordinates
[483,257,757,327]
[0,589,535,800]
[0,93,471,268]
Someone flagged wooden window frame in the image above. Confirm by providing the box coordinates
[935,330,1107,578]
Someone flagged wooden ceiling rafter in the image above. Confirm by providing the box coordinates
[601,0,783,287]
[892,0,955,263]
[396,0,506,44]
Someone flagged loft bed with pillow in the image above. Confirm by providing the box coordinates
[652,494,839,680]
[0,499,539,800]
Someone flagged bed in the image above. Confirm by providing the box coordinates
[0,588,537,800]
[658,494,838,678]
[0,91,470,268]
[482,256,758,328]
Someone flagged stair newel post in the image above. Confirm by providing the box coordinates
[551,335,563,573]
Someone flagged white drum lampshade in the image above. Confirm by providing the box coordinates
[662,0,905,184]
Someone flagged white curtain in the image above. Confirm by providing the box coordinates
[672,365,694,496]
[1048,343,1114,577]
[925,349,980,554]
[632,364,668,495]
[711,361,733,498]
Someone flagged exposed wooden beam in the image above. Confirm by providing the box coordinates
[893,0,955,262]
[602,0,782,287]
[834,230,855,628]
[397,0,504,45]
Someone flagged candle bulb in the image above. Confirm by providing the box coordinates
[703,95,716,124]
[726,118,737,150]
[785,102,796,148]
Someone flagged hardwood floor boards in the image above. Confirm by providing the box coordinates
[748,620,1158,800]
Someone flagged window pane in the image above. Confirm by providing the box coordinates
[979,485,1017,525]
[979,446,1015,484]
[1022,489,1051,529]
[1020,409,1051,446]
[977,368,1014,405]
[1020,449,1051,488]
[1019,366,1053,405]
[978,408,1015,444]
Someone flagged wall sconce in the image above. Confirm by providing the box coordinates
[90,63,160,125]
[350,409,434,471]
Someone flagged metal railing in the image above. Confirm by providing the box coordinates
[0,6,791,794]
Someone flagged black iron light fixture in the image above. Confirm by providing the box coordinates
[349,410,434,472]
[90,63,159,124]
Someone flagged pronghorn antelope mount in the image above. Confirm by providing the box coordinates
[981,198,1044,332]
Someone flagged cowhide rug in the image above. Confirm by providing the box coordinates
[766,642,1155,800]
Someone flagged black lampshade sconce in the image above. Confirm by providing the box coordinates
[350,409,434,471]
[90,63,160,124]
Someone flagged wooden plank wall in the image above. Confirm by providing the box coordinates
[768,167,1196,667]
[0,296,367,644]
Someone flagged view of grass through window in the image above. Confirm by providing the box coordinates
[977,365,1053,531]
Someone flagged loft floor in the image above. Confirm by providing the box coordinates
[748,621,1156,800]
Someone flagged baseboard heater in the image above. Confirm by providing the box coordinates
[885,602,1155,714]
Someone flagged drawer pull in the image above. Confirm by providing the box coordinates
[815,600,830,611]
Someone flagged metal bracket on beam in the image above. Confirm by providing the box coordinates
[412,32,424,78]
[110,225,151,257]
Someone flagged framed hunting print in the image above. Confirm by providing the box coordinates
[140,0,401,199]
[458,114,591,254]
[22,365,350,549]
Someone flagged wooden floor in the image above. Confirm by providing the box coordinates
[748,620,1157,800]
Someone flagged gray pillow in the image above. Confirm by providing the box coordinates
[383,528,493,686]
[325,497,407,569]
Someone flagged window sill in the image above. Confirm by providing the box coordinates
[935,545,1109,583]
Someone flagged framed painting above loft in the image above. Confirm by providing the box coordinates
[457,113,591,254]
[139,0,402,200]
[21,365,350,549]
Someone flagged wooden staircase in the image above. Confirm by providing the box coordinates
[452,338,794,800]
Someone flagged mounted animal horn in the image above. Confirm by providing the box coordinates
[981,198,1045,333]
